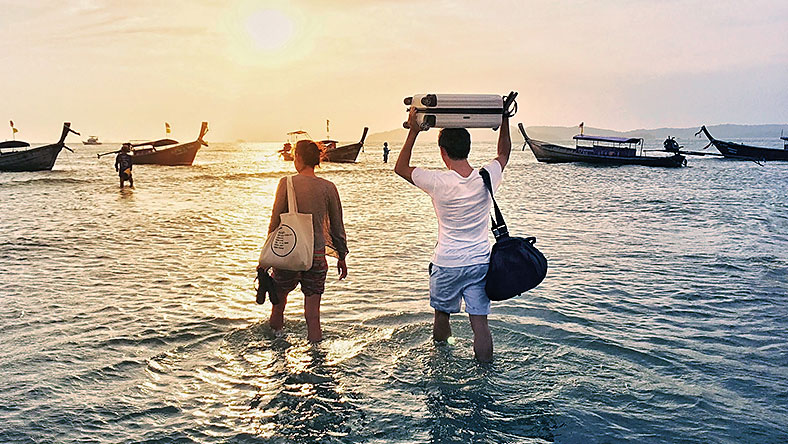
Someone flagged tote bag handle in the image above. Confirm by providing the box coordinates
[286,175,297,214]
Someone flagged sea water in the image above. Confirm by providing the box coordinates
[0,138,786,443]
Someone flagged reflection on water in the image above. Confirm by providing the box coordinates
[0,141,787,443]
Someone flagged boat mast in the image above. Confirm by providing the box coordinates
[326,119,330,140]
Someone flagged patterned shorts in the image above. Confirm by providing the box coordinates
[272,249,329,297]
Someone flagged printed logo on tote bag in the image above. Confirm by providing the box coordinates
[271,225,297,257]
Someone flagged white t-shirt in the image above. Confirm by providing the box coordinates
[412,159,503,267]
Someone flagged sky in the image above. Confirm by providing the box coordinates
[1,0,787,142]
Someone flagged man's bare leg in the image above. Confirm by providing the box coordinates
[469,315,493,362]
[433,310,451,341]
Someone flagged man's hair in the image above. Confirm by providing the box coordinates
[438,128,471,160]
[295,140,321,167]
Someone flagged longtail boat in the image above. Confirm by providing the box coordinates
[98,122,208,165]
[0,123,79,172]
[133,122,207,165]
[319,127,368,163]
[279,127,368,163]
[696,125,788,161]
[278,131,304,161]
[519,123,685,168]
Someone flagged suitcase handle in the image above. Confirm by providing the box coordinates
[503,91,518,118]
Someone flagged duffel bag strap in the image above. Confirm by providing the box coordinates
[479,168,509,240]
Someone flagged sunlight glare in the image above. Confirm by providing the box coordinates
[246,9,294,51]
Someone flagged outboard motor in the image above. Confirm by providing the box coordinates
[663,137,681,153]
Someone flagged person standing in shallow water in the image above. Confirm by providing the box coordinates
[394,107,511,362]
[115,144,134,188]
[383,142,390,163]
[265,140,349,342]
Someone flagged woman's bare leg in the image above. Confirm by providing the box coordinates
[304,293,323,343]
[269,292,289,333]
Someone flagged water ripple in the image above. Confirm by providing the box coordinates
[0,142,786,443]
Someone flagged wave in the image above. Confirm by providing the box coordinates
[0,177,101,187]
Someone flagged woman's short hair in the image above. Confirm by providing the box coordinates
[295,140,321,167]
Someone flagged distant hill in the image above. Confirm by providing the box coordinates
[524,124,788,141]
[368,123,788,144]
[367,125,525,144]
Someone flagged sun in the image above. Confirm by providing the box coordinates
[245,9,294,51]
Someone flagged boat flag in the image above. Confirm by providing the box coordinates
[165,122,171,134]
[10,121,18,138]
[579,122,584,135]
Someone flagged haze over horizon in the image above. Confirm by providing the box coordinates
[2,0,787,142]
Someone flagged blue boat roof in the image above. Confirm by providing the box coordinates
[573,134,643,144]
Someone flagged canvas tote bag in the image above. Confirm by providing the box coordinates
[258,176,314,271]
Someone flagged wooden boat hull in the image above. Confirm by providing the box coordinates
[321,142,363,163]
[130,122,208,166]
[699,126,788,161]
[133,140,202,165]
[0,143,64,172]
[0,123,77,172]
[321,127,368,163]
[526,138,685,168]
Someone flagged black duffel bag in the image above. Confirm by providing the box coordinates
[479,168,547,301]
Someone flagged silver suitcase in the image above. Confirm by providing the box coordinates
[403,92,517,130]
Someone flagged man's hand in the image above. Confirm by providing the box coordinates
[337,259,348,280]
[406,105,421,133]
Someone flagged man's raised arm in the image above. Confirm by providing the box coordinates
[495,115,511,171]
[394,106,421,184]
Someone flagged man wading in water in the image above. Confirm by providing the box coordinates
[115,144,134,188]
[394,107,511,362]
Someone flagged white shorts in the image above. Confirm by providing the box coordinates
[429,263,491,316]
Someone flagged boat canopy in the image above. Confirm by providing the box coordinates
[287,131,309,135]
[0,140,30,149]
[574,134,643,144]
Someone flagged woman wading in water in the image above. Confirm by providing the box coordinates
[266,140,348,342]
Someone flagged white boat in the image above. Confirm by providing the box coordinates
[83,136,102,145]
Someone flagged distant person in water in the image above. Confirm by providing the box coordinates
[394,106,511,362]
[383,142,390,163]
[115,144,134,188]
[264,140,349,342]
